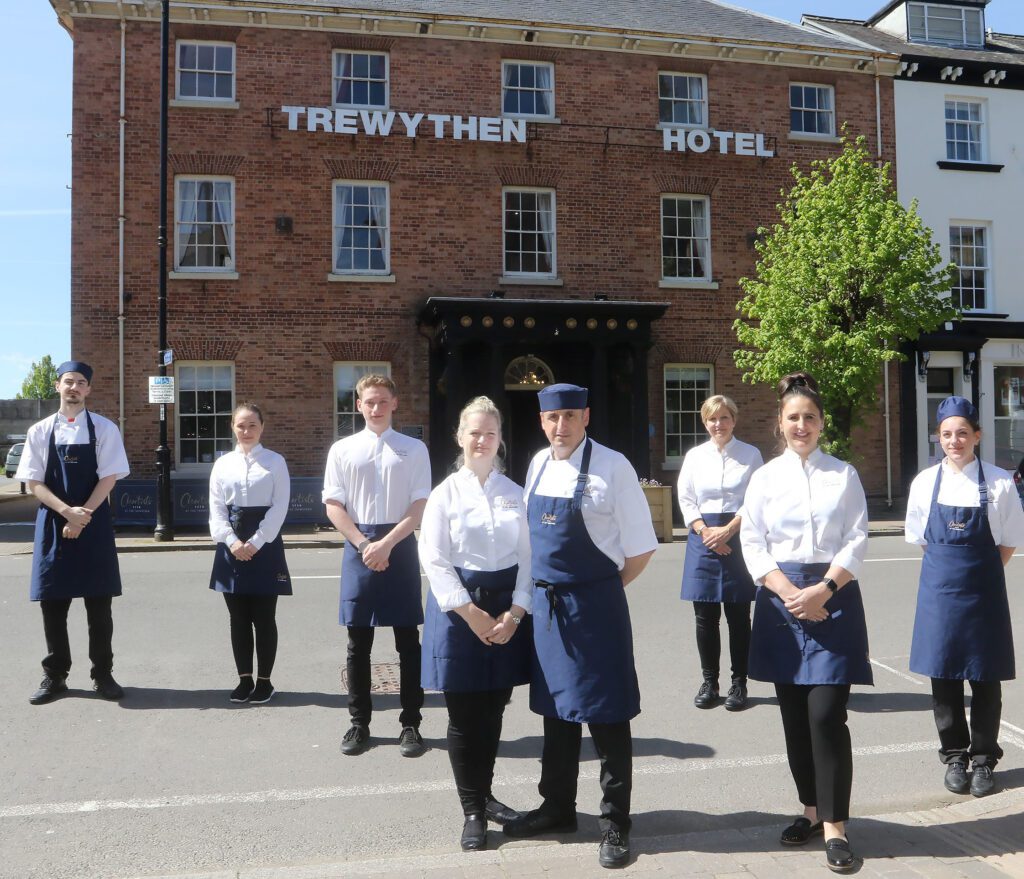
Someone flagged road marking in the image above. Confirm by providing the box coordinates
[870,658,926,685]
[290,575,337,580]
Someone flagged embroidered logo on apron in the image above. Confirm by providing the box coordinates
[947,520,966,531]
[541,512,557,525]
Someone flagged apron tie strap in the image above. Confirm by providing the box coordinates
[536,579,558,630]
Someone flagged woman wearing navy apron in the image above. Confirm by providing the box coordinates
[678,394,762,710]
[904,395,1024,798]
[740,373,870,874]
[209,402,292,704]
[419,396,532,851]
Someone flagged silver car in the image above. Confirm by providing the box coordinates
[5,443,24,478]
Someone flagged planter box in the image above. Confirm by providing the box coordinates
[642,484,674,544]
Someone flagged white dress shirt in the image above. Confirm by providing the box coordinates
[322,426,431,524]
[16,410,130,483]
[740,447,868,583]
[905,458,1024,548]
[209,443,290,549]
[677,437,763,526]
[418,467,533,612]
[524,435,658,569]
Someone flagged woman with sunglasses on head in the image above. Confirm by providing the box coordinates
[740,372,871,874]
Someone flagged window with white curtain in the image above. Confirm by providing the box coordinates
[662,196,711,281]
[333,182,390,274]
[501,61,555,119]
[790,84,835,136]
[664,365,713,460]
[176,41,235,101]
[945,100,985,162]
[335,362,391,438]
[658,73,707,127]
[175,177,234,271]
[908,3,984,48]
[333,51,389,108]
[176,362,234,467]
[503,188,556,277]
[950,224,989,311]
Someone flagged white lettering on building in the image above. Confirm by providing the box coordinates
[663,127,774,158]
[281,106,527,143]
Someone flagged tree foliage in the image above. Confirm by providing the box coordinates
[17,355,59,400]
[733,134,959,459]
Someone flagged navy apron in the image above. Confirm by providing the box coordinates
[209,505,292,596]
[30,412,122,601]
[748,562,872,686]
[910,461,1015,681]
[680,511,756,603]
[421,566,532,692]
[526,439,641,724]
[339,524,424,627]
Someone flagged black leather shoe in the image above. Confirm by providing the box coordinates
[944,760,970,794]
[598,828,630,869]
[693,679,720,708]
[29,676,68,705]
[340,724,369,755]
[970,763,996,797]
[93,674,124,701]
[780,816,823,846]
[724,680,748,711]
[398,726,425,757]
[484,797,521,825]
[825,837,856,873]
[503,808,578,838]
[460,813,487,851]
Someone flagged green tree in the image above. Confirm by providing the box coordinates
[733,134,959,460]
[17,355,60,400]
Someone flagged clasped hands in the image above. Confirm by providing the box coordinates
[781,580,831,622]
[230,539,260,561]
[462,604,519,646]
[699,524,733,556]
[61,505,93,540]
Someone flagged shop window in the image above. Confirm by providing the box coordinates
[926,367,956,465]
[503,188,556,277]
[790,84,835,137]
[176,41,235,101]
[945,100,985,162]
[658,73,707,127]
[908,3,984,48]
[502,61,555,119]
[949,224,989,311]
[664,365,713,460]
[335,362,391,438]
[175,177,234,272]
[662,195,711,281]
[994,365,1024,471]
[176,363,234,467]
[333,182,389,274]
[333,51,389,109]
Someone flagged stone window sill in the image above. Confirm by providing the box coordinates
[936,161,1004,173]
[659,279,719,290]
[498,275,564,286]
[169,271,239,280]
[788,132,841,144]
[170,98,240,110]
[327,273,396,283]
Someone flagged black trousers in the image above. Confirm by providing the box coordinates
[40,597,113,679]
[931,678,1004,767]
[346,625,423,729]
[537,715,632,833]
[775,683,853,823]
[693,600,751,681]
[444,688,513,815]
[223,593,278,678]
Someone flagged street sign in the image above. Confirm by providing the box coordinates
[148,375,175,404]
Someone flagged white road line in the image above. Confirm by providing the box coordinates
[869,658,926,685]
[289,575,337,580]
[865,554,1024,561]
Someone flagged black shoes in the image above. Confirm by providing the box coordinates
[230,678,255,703]
[693,678,720,708]
[398,726,425,757]
[970,763,995,797]
[780,816,824,846]
[944,760,970,794]
[484,797,520,825]
[460,813,487,851]
[93,674,124,701]
[250,679,275,704]
[29,675,68,705]
[341,724,370,755]
[825,837,856,873]
[598,828,630,869]
[724,679,748,711]
[503,808,578,838]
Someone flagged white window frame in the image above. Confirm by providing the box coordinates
[789,83,836,137]
[993,364,1024,471]
[949,222,991,312]
[332,50,390,110]
[907,2,985,48]
[174,361,235,471]
[175,40,236,102]
[661,195,712,282]
[334,362,392,439]
[657,72,708,129]
[332,181,391,276]
[502,187,557,279]
[501,61,556,120]
[173,176,235,274]
[663,364,714,464]
[944,99,986,163]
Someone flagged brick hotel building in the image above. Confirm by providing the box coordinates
[48,0,902,513]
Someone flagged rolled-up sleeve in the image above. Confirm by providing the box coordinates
[322,444,348,506]
[209,461,238,546]
[739,470,779,584]
[418,487,472,612]
[251,454,290,549]
[677,448,701,527]
[95,421,130,481]
[831,467,868,577]
[14,421,51,482]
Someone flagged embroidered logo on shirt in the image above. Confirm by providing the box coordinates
[63,454,79,464]
[541,513,558,525]
[499,498,520,510]
[947,520,966,532]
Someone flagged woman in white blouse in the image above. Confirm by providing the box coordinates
[677,395,763,711]
[740,373,870,874]
[209,402,292,705]
[419,396,532,852]
[904,395,1024,799]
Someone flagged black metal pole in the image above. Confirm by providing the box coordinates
[154,0,174,541]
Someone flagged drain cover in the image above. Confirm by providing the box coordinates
[340,662,401,695]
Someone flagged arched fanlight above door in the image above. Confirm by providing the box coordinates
[504,355,554,391]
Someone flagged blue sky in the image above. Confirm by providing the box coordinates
[2,1,1023,399]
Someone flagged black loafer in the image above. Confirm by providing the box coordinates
[29,676,68,705]
[340,724,369,755]
[693,679,720,708]
[460,813,487,851]
[724,680,748,711]
[598,828,630,869]
[944,760,970,794]
[92,674,124,701]
[780,816,823,846]
[484,797,521,825]
[503,808,578,838]
[825,837,856,873]
[970,763,995,797]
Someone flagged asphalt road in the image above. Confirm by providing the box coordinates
[0,537,1022,879]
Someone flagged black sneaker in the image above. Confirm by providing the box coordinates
[230,678,255,703]
[398,725,425,757]
[92,674,124,701]
[943,760,970,794]
[724,680,748,711]
[249,679,275,704]
[693,679,720,708]
[29,676,68,705]
[598,828,630,869]
[970,763,995,797]
[341,724,369,755]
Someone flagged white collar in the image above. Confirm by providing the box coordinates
[362,426,395,442]
[782,446,824,469]
[235,442,264,459]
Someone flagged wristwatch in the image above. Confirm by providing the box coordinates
[509,613,523,626]
[356,538,370,555]
[695,524,705,536]
[822,577,838,595]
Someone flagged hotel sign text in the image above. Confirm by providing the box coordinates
[663,128,774,157]
[281,106,527,142]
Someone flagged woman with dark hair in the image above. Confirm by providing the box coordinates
[209,402,292,704]
[904,395,1024,797]
[740,372,870,874]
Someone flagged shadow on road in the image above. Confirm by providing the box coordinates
[491,735,716,762]
[848,690,934,713]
